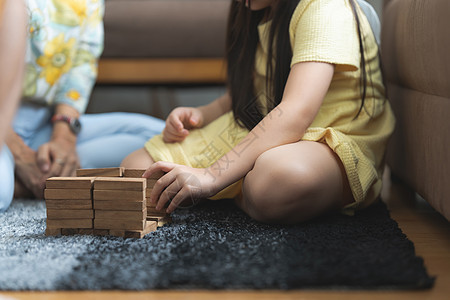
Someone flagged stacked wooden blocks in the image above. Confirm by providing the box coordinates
[123,168,172,227]
[44,167,171,238]
[93,177,154,238]
[44,177,95,236]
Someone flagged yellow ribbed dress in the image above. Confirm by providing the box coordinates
[145,0,395,213]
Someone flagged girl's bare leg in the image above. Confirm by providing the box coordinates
[237,141,354,224]
[120,148,154,169]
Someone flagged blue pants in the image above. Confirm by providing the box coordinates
[0,103,165,212]
[0,147,15,212]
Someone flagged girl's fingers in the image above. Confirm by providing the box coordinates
[168,116,184,132]
[143,161,175,179]
[164,127,188,139]
[166,127,187,137]
[162,131,184,143]
[166,186,194,213]
[190,116,199,127]
[150,174,175,208]
[156,180,183,211]
[163,125,189,143]
[144,162,177,205]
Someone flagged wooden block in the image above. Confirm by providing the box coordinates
[94,218,145,231]
[76,167,124,177]
[94,177,146,191]
[45,200,92,210]
[93,189,145,202]
[94,200,145,211]
[46,177,95,189]
[45,228,61,236]
[109,230,125,237]
[122,168,144,178]
[123,168,164,180]
[146,201,156,208]
[147,212,168,218]
[47,209,93,219]
[47,219,93,229]
[78,229,94,235]
[95,209,147,220]
[61,228,79,236]
[147,207,168,215]
[122,168,158,188]
[44,188,91,200]
[145,188,154,196]
[124,221,157,239]
[93,229,109,236]
[145,180,158,189]
[147,216,172,228]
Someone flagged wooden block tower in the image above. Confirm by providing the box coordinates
[123,168,172,226]
[93,177,154,238]
[44,177,95,236]
[44,167,171,239]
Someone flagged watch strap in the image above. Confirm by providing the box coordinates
[51,114,81,135]
[51,114,74,124]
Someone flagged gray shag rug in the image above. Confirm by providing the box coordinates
[0,198,434,291]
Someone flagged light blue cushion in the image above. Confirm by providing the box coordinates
[357,0,381,45]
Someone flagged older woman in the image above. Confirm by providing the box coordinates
[1,0,165,211]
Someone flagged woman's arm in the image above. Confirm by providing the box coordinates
[35,1,104,177]
[0,0,26,148]
[147,61,335,212]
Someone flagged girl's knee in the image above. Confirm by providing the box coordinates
[242,154,317,224]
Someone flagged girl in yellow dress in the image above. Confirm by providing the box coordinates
[121,0,395,224]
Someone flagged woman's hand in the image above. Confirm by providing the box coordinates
[39,105,81,177]
[7,129,47,198]
[14,146,47,198]
[162,107,204,143]
[143,161,218,213]
[36,137,80,178]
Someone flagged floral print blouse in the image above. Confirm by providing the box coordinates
[23,0,104,113]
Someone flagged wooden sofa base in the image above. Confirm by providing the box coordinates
[97,58,226,84]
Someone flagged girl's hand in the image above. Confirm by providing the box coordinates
[162,107,204,143]
[143,161,218,213]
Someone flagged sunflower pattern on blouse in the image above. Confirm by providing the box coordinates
[23,0,104,113]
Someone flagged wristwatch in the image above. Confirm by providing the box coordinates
[51,114,82,135]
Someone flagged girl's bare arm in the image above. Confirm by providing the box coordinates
[197,91,232,126]
[203,62,335,192]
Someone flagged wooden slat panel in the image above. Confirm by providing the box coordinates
[97,58,226,84]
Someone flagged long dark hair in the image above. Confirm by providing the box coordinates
[226,0,367,130]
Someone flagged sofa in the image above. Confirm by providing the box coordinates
[382,0,450,220]
[98,0,229,84]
